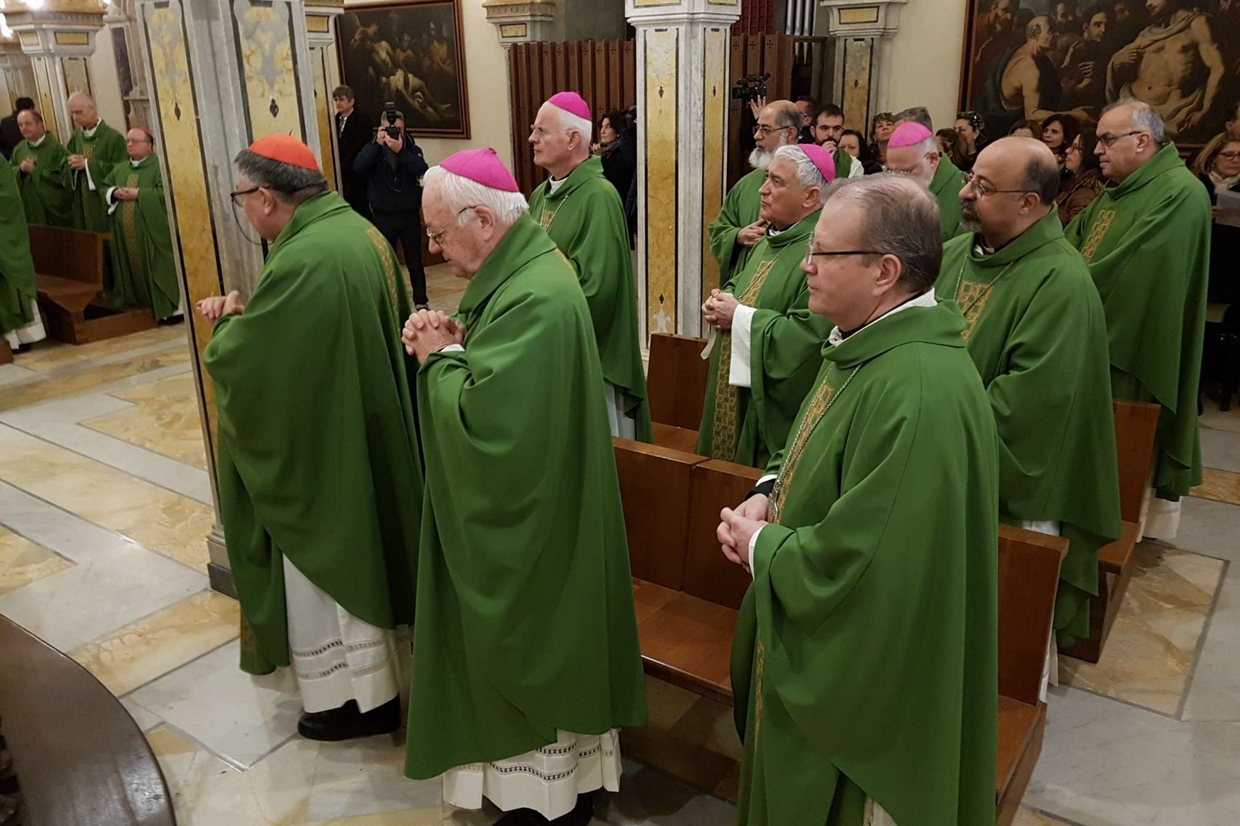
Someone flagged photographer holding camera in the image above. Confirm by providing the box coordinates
[354,106,430,309]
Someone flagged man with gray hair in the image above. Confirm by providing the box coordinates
[65,92,126,232]
[720,173,999,826]
[400,148,645,826]
[696,143,836,469]
[528,91,651,441]
[1066,99,1210,541]
[886,121,965,240]
[198,134,423,743]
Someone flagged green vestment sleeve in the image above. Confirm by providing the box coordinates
[931,156,964,241]
[12,140,73,228]
[0,162,38,334]
[67,123,127,232]
[708,168,766,282]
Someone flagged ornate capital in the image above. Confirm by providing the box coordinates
[5,0,106,55]
[816,0,908,37]
[483,0,556,45]
[625,0,741,29]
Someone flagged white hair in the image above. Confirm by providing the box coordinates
[555,107,593,145]
[67,92,96,106]
[1104,98,1165,144]
[910,135,940,159]
[422,165,529,227]
[772,145,829,206]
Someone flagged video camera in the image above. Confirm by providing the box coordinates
[731,74,770,104]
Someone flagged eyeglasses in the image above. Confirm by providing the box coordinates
[754,124,789,137]
[805,244,887,264]
[1096,130,1144,147]
[1065,143,1082,154]
[230,186,260,206]
[961,171,1036,198]
[426,206,478,245]
[1217,150,1240,161]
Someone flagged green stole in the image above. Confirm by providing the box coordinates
[529,156,652,442]
[730,301,998,826]
[10,137,73,228]
[1064,142,1209,499]
[204,191,423,675]
[0,162,38,334]
[938,210,1123,645]
[102,156,180,320]
[67,121,127,232]
[930,154,964,241]
[405,215,646,779]
[695,211,826,469]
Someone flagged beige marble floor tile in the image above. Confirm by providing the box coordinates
[70,590,239,696]
[667,696,744,762]
[0,349,191,412]
[1192,467,1240,507]
[83,374,209,469]
[0,526,71,595]
[148,727,277,826]
[14,326,187,373]
[1200,405,1240,435]
[1060,544,1225,715]
[1012,808,1072,825]
[0,426,214,571]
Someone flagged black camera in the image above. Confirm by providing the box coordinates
[731,74,770,103]
[383,101,401,138]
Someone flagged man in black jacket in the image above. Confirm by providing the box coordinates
[333,86,375,217]
[0,98,35,161]
[355,110,429,308]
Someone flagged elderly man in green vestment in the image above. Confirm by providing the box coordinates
[696,143,834,468]
[65,93,126,232]
[199,134,422,743]
[11,110,72,228]
[400,148,645,826]
[720,174,998,826]
[528,91,651,442]
[1065,100,1210,541]
[886,121,964,241]
[939,137,1122,671]
[102,129,181,320]
[0,162,46,351]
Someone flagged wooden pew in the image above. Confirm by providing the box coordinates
[0,338,11,365]
[647,333,709,431]
[28,224,157,345]
[1059,400,1161,663]
[615,439,1064,822]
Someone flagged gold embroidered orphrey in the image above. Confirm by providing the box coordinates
[709,258,779,460]
[1079,208,1116,263]
[365,226,410,323]
[534,188,572,234]
[120,172,141,279]
[753,638,766,746]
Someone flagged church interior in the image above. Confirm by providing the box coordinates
[1,0,1240,823]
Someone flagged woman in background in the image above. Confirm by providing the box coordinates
[869,112,895,169]
[1009,119,1043,140]
[1056,126,1104,226]
[936,128,969,170]
[1041,113,1080,170]
[1193,132,1240,306]
[953,111,986,172]
[592,110,635,206]
[839,129,883,174]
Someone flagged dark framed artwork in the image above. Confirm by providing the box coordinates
[958,0,1240,148]
[336,0,470,139]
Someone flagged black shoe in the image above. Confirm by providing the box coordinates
[297,697,400,742]
[493,793,593,826]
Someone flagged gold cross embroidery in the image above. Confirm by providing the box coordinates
[120,172,141,273]
[955,279,995,341]
[1080,209,1115,264]
[709,258,778,460]
[770,375,836,520]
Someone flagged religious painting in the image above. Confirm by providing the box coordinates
[958,0,1240,147]
[336,0,470,139]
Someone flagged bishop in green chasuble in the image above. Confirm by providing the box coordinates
[203,138,421,741]
[65,94,127,233]
[939,137,1121,649]
[1065,103,1209,540]
[11,110,72,228]
[403,151,645,824]
[103,130,181,320]
[886,122,964,241]
[697,144,834,469]
[528,93,650,442]
[724,177,998,826]
[0,161,46,349]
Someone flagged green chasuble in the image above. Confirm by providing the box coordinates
[405,215,646,779]
[1064,143,1209,500]
[731,301,999,826]
[0,162,38,335]
[937,210,1122,646]
[11,137,73,228]
[930,155,964,242]
[102,156,180,320]
[695,212,828,468]
[529,156,652,442]
[203,191,423,675]
[66,121,126,232]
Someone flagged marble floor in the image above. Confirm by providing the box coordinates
[1,295,1239,825]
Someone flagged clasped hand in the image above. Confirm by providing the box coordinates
[114,187,139,202]
[701,289,741,331]
[717,493,770,576]
[68,154,87,171]
[402,309,465,363]
[196,290,245,320]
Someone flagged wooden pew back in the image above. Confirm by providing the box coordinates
[613,439,704,590]
[647,333,710,430]
[997,526,1069,707]
[1112,400,1162,524]
[27,225,107,289]
[682,459,762,610]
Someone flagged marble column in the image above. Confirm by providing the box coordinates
[0,38,37,109]
[304,0,340,189]
[134,0,323,593]
[817,0,908,133]
[627,0,740,340]
[103,0,155,128]
[3,0,106,141]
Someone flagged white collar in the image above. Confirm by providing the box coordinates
[28,134,47,148]
[130,158,144,167]
[828,289,937,346]
[548,176,567,194]
[83,121,101,138]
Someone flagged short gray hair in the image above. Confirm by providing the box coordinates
[233,149,328,205]
[895,106,933,131]
[825,173,942,293]
[422,165,529,227]
[772,145,828,206]
[1104,98,1166,145]
[67,92,96,106]
[554,106,594,144]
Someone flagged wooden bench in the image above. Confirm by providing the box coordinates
[614,438,1065,823]
[0,615,175,826]
[0,338,11,366]
[28,224,157,345]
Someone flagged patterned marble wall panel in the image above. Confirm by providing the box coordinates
[700,26,726,300]
[32,57,59,138]
[841,37,872,133]
[309,43,335,187]
[62,56,92,96]
[644,26,677,336]
[232,0,303,141]
[144,0,226,446]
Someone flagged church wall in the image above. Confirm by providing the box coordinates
[886,0,967,131]
[89,27,127,130]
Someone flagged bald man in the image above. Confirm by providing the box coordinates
[936,137,1121,663]
[65,93,127,232]
[10,109,72,228]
